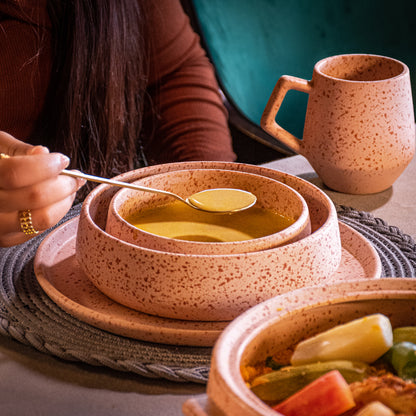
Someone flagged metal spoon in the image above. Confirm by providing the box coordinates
[61,169,257,213]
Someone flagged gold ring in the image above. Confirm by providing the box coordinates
[0,153,10,159]
[19,210,39,235]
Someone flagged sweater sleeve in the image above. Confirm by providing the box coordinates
[143,0,236,164]
[0,0,52,141]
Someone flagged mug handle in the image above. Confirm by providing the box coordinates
[260,75,312,154]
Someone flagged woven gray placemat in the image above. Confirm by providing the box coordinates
[0,204,415,384]
[336,205,416,277]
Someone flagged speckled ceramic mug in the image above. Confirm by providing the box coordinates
[261,54,415,194]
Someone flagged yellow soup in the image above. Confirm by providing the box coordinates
[125,200,295,243]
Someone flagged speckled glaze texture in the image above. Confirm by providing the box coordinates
[34,217,228,347]
[106,169,311,255]
[182,278,416,416]
[76,162,342,322]
[35,217,379,346]
[261,54,415,194]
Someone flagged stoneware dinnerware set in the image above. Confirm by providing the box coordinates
[34,160,382,347]
[33,52,415,416]
[74,159,382,327]
[77,163,335,322]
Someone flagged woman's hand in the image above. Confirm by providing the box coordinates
[0,131,86,247]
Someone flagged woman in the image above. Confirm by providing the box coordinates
[0,0,235,246]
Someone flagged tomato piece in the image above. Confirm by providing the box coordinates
[273,370,355,416]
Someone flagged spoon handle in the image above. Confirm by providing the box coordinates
[61,169,184,201]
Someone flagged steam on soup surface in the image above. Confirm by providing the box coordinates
[125,200,295,242]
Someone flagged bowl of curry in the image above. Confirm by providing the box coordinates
[183,278,416,415]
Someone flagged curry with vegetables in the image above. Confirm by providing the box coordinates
[242,314,416,415]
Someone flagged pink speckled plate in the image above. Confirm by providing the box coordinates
[33,216,380,347]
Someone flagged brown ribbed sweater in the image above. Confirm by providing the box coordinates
[0,0,236,164]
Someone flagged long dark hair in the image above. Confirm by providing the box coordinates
[35,0,149,187]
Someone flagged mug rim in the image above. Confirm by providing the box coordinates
[314,53,408,82]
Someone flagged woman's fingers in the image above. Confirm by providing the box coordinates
[0,172,84,213]
[0,152,70,189]
[0,131,87,247]
[0,192,78,247]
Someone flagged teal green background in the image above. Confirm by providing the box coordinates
[193,0,416,139]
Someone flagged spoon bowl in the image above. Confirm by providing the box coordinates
[61,169,256,213]
[186,188,257,213]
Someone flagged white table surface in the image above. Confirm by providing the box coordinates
[1,154,415,415]
[264,154,416,240]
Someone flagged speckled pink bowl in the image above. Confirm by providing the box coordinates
[76,162,342,321]
[183,278,416,416]
[106,168,311,255]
